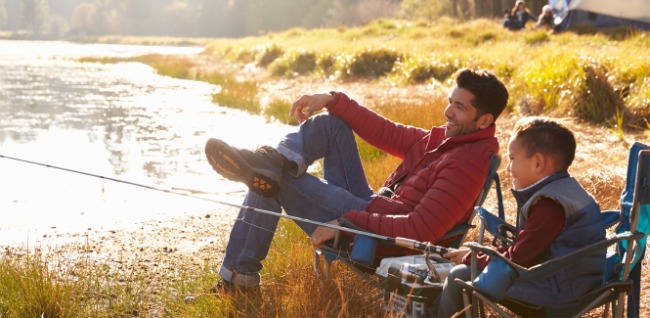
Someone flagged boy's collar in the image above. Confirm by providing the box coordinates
[511,170,570,207]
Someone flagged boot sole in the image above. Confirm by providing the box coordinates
[205,139,280,197]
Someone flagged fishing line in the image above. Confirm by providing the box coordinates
[0,153,448,254]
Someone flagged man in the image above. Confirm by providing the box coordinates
[203,68,509,294]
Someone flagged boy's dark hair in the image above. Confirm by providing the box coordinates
[512,117,576,171]
[455,68,509,121]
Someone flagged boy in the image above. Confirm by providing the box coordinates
[436,117,605,316]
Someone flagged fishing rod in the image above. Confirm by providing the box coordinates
[0,153,449,255]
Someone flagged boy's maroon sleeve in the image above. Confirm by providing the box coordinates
[463,197,566,269]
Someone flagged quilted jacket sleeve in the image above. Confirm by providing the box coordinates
[344,145,494,245]
[327,92,428,158]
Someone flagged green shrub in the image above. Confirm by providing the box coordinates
[517,53,583,114]
[317,54,337,77]
[393,54,458,84]
[624,78,650,127]
[233,46,257,63]
[344,48,400,78]
[284,27,306,38]
[525,31,550,45]
[264,98,299,125]
[574,65,623,123]
[0,250,83,317]
[269,50,317,76]
[256,44,285,67]
[197,71,261,114]
[394,56,436,83]
[473,32,497,46]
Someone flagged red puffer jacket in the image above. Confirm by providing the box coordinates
[327,92,499,247]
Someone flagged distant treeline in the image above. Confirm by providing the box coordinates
[0,0,549,39]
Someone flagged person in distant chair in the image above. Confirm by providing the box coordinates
[536,5,556,30]
[507,0,536,30]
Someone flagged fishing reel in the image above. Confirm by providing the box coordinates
[380,249,454,289]
[376,250,454,317]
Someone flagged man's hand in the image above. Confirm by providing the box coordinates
[443,247,471,264]
[310,219,339,248]
[290,93,334,123]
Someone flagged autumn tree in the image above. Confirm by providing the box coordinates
[19,0,49,34]
[356,0,400,25]
[400,0,453,22]
[0,0,7,29]
[70,2,97,34]
[197,0,228,37]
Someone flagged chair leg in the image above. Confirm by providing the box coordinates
[461,288,473,318]
[478,298,486,318]
[313,252,331,281]
[470,291,514,318]
[471,292,480,318]
[614,294,625,318]
[601,302,610,318]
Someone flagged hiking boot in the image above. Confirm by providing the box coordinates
[183,279,261,304]
[209,279,261,299]
[205,138,285,197]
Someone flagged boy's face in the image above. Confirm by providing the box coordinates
[444,87,492,138]
[507,137,539,190]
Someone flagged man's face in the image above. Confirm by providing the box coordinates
[444,87,485,138]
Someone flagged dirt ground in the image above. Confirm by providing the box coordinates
[11,61,650,316]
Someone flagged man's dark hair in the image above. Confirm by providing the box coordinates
[512,117,576,171]
[455,68,509,121]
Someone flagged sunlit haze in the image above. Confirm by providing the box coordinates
[0,40,294,245]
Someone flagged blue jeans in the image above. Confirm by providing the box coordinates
[219,114,375,286]
[433,264,472,317]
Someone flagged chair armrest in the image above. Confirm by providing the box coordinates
[600,210,621,230]
[476,207,516,246]
[470,232,641,283]
[338,218,365,231]
[463,242,528,274]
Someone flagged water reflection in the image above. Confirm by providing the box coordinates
[0,40,293,243]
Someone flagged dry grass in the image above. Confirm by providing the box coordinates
[3,18,650,317]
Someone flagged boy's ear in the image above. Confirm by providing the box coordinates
[477,113,494,129]
[533,153,551,174]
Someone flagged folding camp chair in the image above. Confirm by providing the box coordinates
[456,142,650,318]
[312,154,503,316]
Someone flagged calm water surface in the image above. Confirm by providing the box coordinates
[0,40,292,244]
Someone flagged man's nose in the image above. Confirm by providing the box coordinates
[444,105,454,118]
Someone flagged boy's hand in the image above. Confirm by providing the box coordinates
[443,247,471,264]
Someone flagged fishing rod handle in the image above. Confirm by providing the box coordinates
[393,237,449,255]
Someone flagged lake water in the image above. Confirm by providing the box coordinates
[0,40,293,244]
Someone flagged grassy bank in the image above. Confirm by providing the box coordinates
[87,17,649,132]
[2,18,649,316]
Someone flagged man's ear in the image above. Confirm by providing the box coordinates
[477,113,494,129]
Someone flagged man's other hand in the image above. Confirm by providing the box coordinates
[290,93,334,123]
[310,219,339,248]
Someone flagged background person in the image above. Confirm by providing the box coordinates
[508,0,536,30]
[536,5,556,29]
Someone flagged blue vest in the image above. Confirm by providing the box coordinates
[505,171,605,308]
